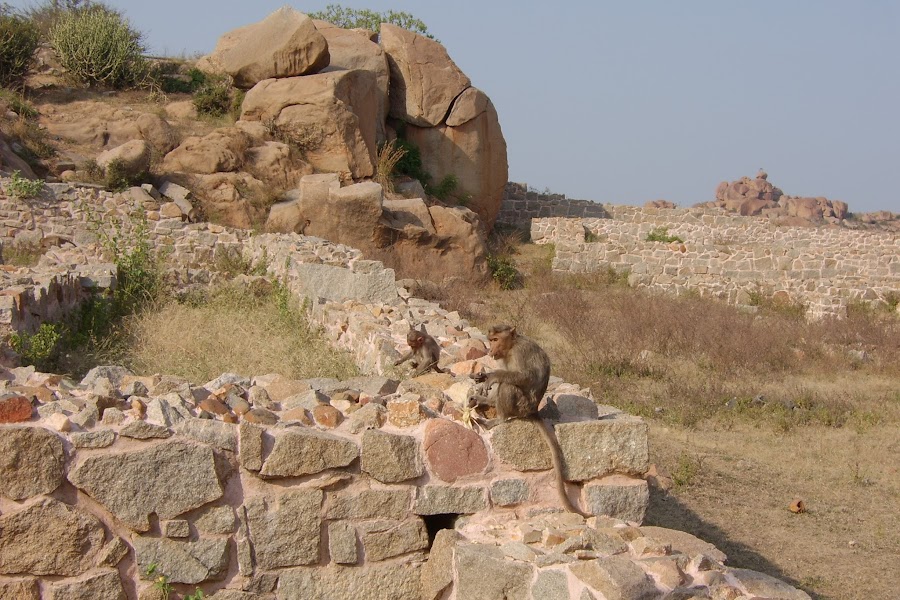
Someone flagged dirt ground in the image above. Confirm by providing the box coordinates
[646,422,900,600]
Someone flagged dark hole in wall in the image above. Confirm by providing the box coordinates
[422,513,459,547]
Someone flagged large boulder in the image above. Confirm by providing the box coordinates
[405,94,508,227]
[197,7,329,89]
[267,176,490,282]
[240,69,378,178]
[161,128,252,174]
[316,21,390,143]
[96,140,151,177]
[380,24,471,127]
[167,171,268,228]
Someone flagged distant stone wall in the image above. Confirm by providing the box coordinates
[533,206,900,319]
[496,182,610,230]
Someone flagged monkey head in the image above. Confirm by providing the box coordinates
[487,325,517,359]
[406,327,425,349]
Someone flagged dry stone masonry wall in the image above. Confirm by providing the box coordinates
[497,182,611,229]
[533,206,900,319]
[0,179,812,599]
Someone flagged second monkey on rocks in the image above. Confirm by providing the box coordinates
[394,324,446,377]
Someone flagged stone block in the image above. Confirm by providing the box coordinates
[361,430,423,483]
[454,544,532,600]
[239,421,264,471]
[414,486,487,515]
[326,488,411,520]
[491,419,552,471]
[423,419,488,483]
[277,563,421,600]
[0,426,65,500]
[360,519,428,561]
[260,429,358,478]
[570,556,658,600]
[133,536,229,585]
[387,394,424,427]
[245,489,322,569]
[328,521,358,564]
[490,478,529,507]
[556,418,649,480]
[584,476,649,523]
[163,519,190,538]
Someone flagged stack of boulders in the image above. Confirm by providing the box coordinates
[189,6,507,227]
[31,7,505,280]
[705,170,849,223]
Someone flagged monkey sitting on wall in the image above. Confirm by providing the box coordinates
[468,324,588,517]
[394,324,446,377]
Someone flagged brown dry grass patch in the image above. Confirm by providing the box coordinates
[420,236,900,599]
[119,283,359,383]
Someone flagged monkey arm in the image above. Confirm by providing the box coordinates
[482,369,535,391]
[394,351,414,366]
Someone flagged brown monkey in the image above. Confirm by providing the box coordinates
[394,325,446,377]
[468,324,588,517]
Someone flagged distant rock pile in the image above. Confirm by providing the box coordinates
[704,170,849,223]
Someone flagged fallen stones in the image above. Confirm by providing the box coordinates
[0,393,33,423]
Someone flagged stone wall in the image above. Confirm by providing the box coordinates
[0,178,812,600]
[532,206,900,319]
[496,182,610,230]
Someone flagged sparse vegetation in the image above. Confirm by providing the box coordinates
[374,139,406,195]
[9,323,62,370]
[146,563,173,598]
[192,71,236,117]
[309,4,434,38]
[645,226,684,243]
[4,170,45,198]
[0,7,40,88]
[50,3,149,88]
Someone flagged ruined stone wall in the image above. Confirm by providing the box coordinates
[0,179,812,600]
[533,208,900,319]
[496,182,610,230]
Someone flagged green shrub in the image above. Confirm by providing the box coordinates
[193,72,234,117]
[427,173,458,202]
[309,4,433,38]
[645,227,684,244]
[393,137,428,182]
[50,4,148,88]
[9,323,61,369]
[5,170,44,198]
[487,254,522,290]
[0,9,40,88]
[103,158,148,191]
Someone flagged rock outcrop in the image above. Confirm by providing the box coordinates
[264,174,490,282]
[705,171,849,223]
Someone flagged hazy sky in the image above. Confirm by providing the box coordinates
[13,1,900,213]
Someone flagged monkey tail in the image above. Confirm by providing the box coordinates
[531,416,590,518]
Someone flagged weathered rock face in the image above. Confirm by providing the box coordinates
[405,95,508,228]
[67,440,224,531]
[0,426,64,500]
[240,69,378,178]
[199,7,329,89]
[43,105,177,154]
[316,20,390,144]
[162,128,252,174]
[380,24,471,127]
[267,175,490,282]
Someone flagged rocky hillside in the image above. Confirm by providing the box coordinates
[0,7,510,282]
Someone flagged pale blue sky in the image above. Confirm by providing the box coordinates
[13,1,900,213]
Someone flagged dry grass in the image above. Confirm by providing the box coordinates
[419,235,900,599]
[118,283,359,383]
[374,139,406,195]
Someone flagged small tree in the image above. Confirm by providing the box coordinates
[309,4,433,38]
[50,3,148,88]
[0,7,40,88]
